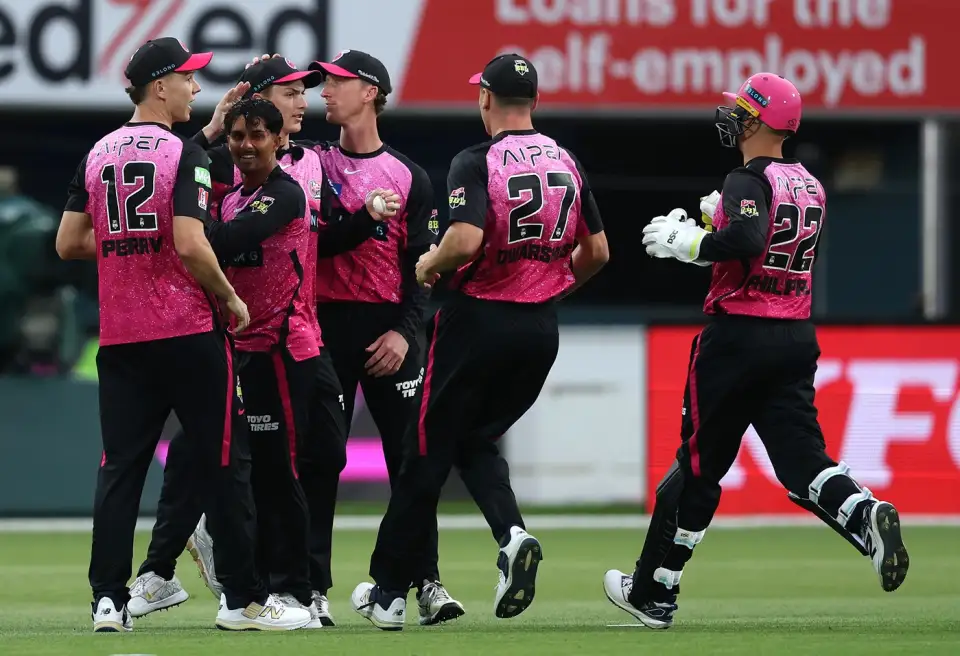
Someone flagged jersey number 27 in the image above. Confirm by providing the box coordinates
[506,172,577,245]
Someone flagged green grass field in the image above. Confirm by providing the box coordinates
[2,524,959,655]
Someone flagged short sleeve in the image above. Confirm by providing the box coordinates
[446,148,490,230]
[405,164,438,248]
[566,149,604,236]
[64,154,90,213]
[173,141,212,222]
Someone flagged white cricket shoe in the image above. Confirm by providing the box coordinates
[494,526,542,619]
[602,569,676,629]
[185,514,222,598]
[311,590,335,626]
[277,593,324,629]
[92,597,133,633]
[862,500,910,592]
[417,581,465,625]
[215,593,311,631]
[127,572,189,617]
[352,582,405,631]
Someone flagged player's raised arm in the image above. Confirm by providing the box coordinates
[56,154,97,260]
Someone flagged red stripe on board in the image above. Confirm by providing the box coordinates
[221,337,234,467]
[687,334,703,477]
[417,312,441,456]
[272,351,299,479]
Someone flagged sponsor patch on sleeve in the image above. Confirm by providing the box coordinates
[195,167,212,188]
[448,187,465,209]
[427,208,439,234]
[739,199,759,218]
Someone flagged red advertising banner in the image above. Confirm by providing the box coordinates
[398,0,959,113]
[647,326,960,515]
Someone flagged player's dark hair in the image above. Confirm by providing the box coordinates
[374,89,388,115]
[124,84,148,106]
[225,97,284,135]
[493,94,535,109]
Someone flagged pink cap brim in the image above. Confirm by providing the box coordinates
[722,92,738,105]
[311,62,358,78]
[468,72,483,85]
[275,70,323,87]
[176,51,213,72]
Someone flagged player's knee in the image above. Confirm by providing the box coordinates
[298,434,347,474]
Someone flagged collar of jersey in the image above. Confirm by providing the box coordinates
[492,129,538,143]
[278,142,306,162]
[336,142,388,160]
[239,165,284,196]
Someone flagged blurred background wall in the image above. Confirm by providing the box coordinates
[0,0,957,517]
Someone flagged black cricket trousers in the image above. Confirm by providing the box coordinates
[672,315,849,532]
[369,295,559,592]
[302,300,433,593]
[139,349,338,602]
[91,330,264,611]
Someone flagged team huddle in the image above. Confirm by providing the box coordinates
[55,35,907,635]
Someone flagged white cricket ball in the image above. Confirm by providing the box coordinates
[373,195,388,214]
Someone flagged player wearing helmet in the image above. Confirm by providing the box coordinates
[601,73,909,630]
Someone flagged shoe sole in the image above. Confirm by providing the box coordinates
[185,537,222,599]
[93,622,131,633]
[215,618,311,631]
[495,537,542,619]
[874,503,909,592]
[602,579,671,630]
[318,615,336,627]
[420,601,466,626]
[128,589,189,618]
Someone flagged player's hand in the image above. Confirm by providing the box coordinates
[699,190,720,232]
[365,330,408,378]
[416,244,441,288]
[204,82,251,140]
[245,53,282,69]
[225,294,250,333]
[642,211,707,264]
[365,189,401,221]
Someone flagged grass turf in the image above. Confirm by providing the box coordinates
[1,525,958,655]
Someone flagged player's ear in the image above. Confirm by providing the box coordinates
[152,78,165,100]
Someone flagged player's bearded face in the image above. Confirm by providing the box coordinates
[228,116,281,175]
[320,75,368,124]
[263,82,308,135]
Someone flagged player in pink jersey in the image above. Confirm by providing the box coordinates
[602,73,909,630]
[351,55,609,631]
[128,59,398,627]
[235,50,464,625]
[56,36,309,632]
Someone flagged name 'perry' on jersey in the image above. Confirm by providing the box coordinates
[447,129,604,303]
[704,158,826,319]
[64,122,215,346]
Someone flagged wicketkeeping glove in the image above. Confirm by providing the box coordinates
[699,190,720,232]
[642,208,708,264]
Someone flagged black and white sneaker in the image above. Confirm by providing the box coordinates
[352,582,406,631]
[91,597,133,633]
[861,501,909,592]
[417,581,465,625]
[602,569,677,629]
[494,526,542,619]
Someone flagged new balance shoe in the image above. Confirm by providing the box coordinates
[417,581,465,626]
[860,500,910,592]
[127,572,189,617]
[185,514,222,598]
[277,593,324,629]
[91,597,133,633]
[602,569,677,629]
[494,526,542,619]
[352,582,406,631]
[311,590,335,627]
[215,593,311,631]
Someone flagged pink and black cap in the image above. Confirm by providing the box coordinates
[468,54,538,99]
[238,57,323,97]
[309,50,392,94]
[124,37,212,87]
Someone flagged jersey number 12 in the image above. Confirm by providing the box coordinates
[506,172,577,244]
[101,162,158,233]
